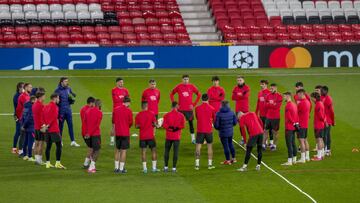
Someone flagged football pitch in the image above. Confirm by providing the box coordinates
[0,68,360,203]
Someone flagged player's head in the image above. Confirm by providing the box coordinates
[315,85,322,94]
[283,92,292,102]
[116,77,124,87]
[296,89,306,99]
[310,92,321,102]
[321,86,329,96]
[35,91,45,101]
[123,96,131,107]
[86,96,96,106]
[141,101,148,110]
[30,95,36,103]
[212,76,220,86]
[171,101,178,109]
[36,87,46,94]
[201,93,209,102]
[295,82,304,91]
[260,80,268,89]
[95,99,102,110]
[221,100,229,108]
[237,76,245,86]
[24,83,33,93]
[59,77,69,87]
[270,83,277,93]
[16,82,24,93]
[50,93,59,104]
[149,79,156,89]
[182,74,190,84]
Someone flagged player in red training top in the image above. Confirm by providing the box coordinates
[207,76,225,113]
[237,111,264,172]
[294,82,312,107]
[311,92,327,161]
[296,89,311,163]
[170,74,201,144]
[231,76,250,144]
[282,92,299,166]
[135,101,160,173]
[111,77,129,146]
[255,80,273,146]
[194,94,216,170]
[314,85,322,95]
[142,79,160,119]
[264,83,282,151]
[32,90,46,165]
[80,97,95,169]
[321,86,335,156]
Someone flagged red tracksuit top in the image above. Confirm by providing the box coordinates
[321,95,335,126]
[285,101,299,131]
[265,92,282,119]
[232,84,250,113]
[170,83,201,111]
[314,101,326,130]
[135,110,156,140]
[16,92,30,120]
[113,105,133,136]
[162,109,185,140]
[32,100,44,131]
[297,98,311,129]
[112,87,129,110]
[142,88,160,115]
[207,86,225,112]
[195,103,215,133]
[255,88,271,118]
[294,93,312,111]
[42,101,59,133]
[84,107,102,136]
[80,105,91,136]
[239,112,264,137]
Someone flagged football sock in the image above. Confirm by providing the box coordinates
[84,157,90,166]
[305,151,310,160]
[208,159,212,166]
[142,162,147,170]
[152,161,157,170]
[115,161,119,169]
[195,159,199,166]
[120,162,125,170]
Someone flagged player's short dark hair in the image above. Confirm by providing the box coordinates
[212,76,220,81]
[260,80,268,84]
[171,101,178,108]
[296,89,306,94]
[59,77,68,84]
[30,95,36,102]
[315,85,322,89]
[141,101,148,109]
[116,77,123,82]
[95,99,102,107]
[86,97,96,104]
[237,75,244,79]
[310,92,321,101]
[123,96,131,103]
[50,93,59,100]
[16,82,24,92]
[182,74,189,79]
[283,92,292,96]
[321,86,329,94]
[35,91,45,99]
[24,83,31,88]
[149,79,156,83]
[295,82,304,87]
[270,83,277,87]
[201,93,209,101]
[221,100,229,107]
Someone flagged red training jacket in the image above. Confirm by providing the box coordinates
[255,88,271,118]
[162,109,185,140]
[207,86,225,112]
[135,110,156,140]
[285,101,299,131]
[32,100,44,130]
[294,93,312,111]
[80,105,91,136]
[142,88,160,115]
[314,101,326,130]
[16,92,30,119]
[113,105,133,136]
[321,95,335,126]
[42,101,59,133]
[265,92,282,119]
[84,106,102,136]
[232,84,250,113]
[297,98,311,129]
[170,83,201,111]
[195,102,215,133]
[112,87,129,110]
[239,112,264,137]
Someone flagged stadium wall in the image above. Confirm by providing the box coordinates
[0,45,358,70]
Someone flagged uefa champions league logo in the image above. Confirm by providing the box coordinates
[232,51,255,69]
[228,46,259,69]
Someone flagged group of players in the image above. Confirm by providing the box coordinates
[11,74,335,173]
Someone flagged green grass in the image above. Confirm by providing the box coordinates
[1,68,360,203]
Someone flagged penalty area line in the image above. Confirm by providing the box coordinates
[232,139,317,203]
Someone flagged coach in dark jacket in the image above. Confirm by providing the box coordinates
[214,100,237,164]
[21,97,35,159]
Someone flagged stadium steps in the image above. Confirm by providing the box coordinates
[177,0,221,43]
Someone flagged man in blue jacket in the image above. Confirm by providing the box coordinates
[55,77,80,147]
[21,96,36,161]
[214,100,237,165]
[12,82,24,154]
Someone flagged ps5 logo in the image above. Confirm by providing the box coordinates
[21,48,156,70]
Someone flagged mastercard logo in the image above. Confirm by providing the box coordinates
[269,47,312,68]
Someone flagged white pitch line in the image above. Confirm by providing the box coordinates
[232,139,317,203]
[1,72,360,79]
[0,112,167,116]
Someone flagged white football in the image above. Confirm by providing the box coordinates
[157,118,164,127]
